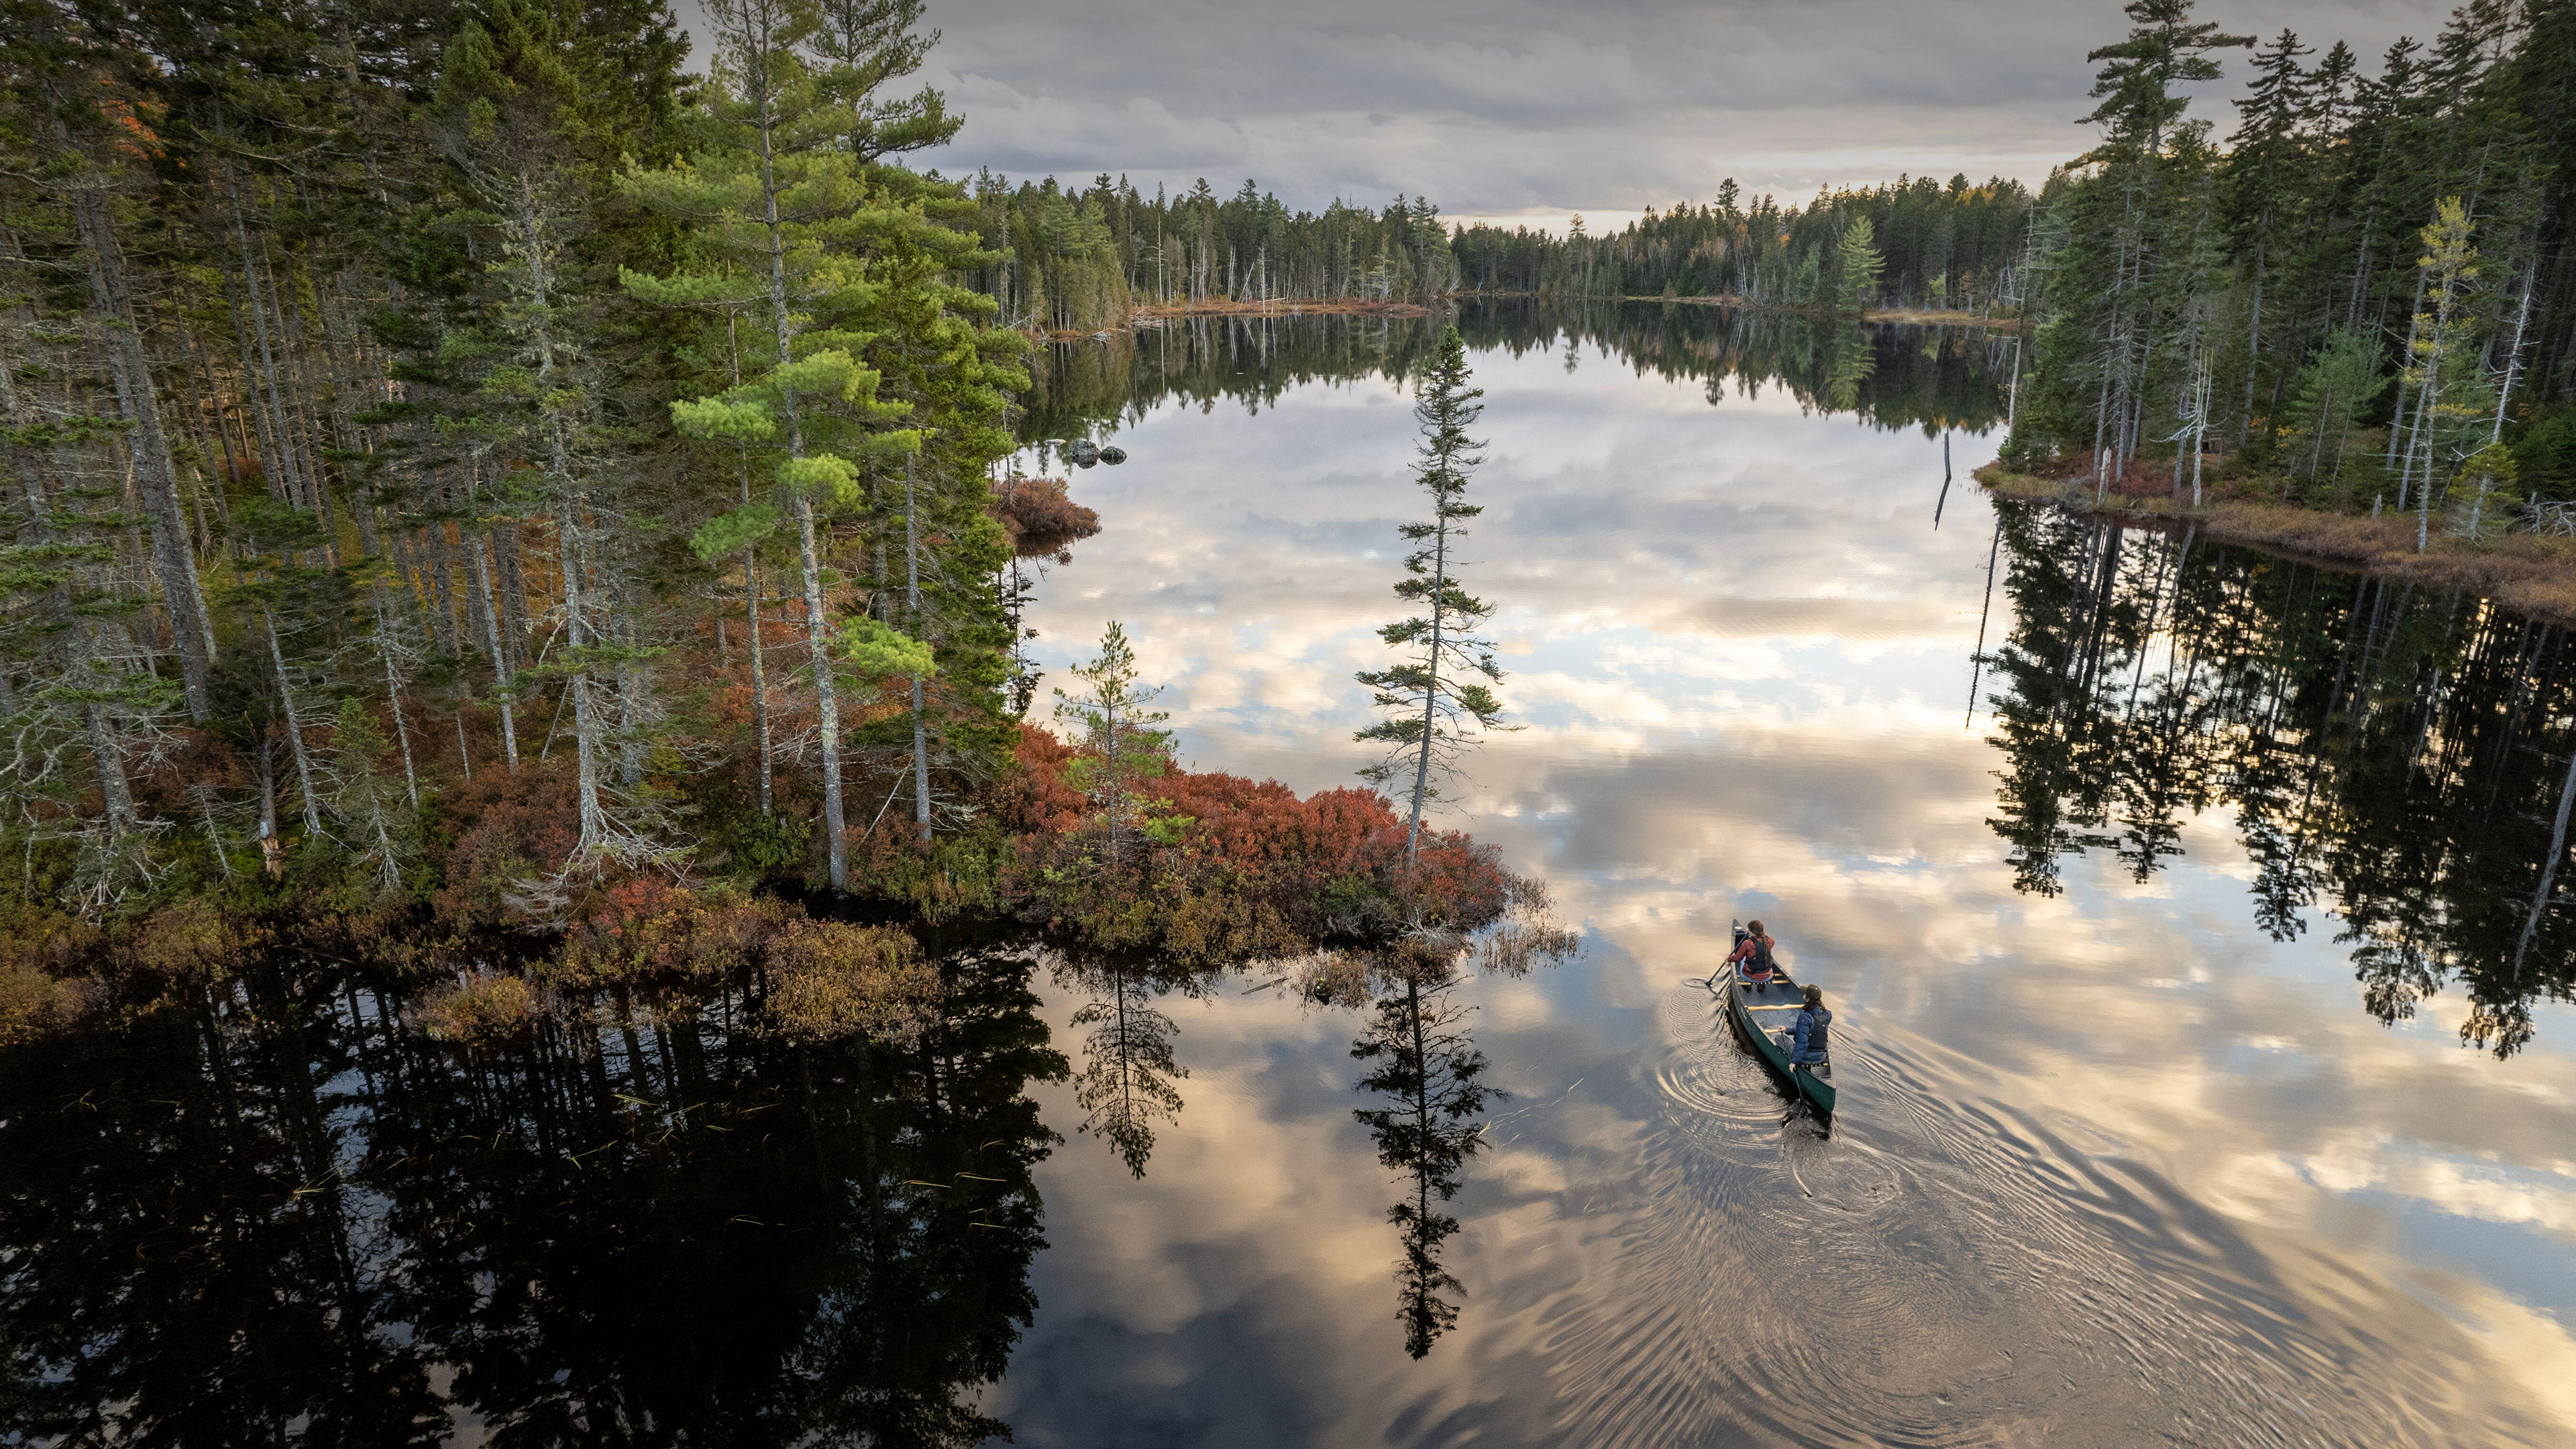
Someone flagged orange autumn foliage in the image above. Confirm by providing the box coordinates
[1002,724,1517,965]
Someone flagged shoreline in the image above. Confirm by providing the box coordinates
[1033,292,2023,341]
[1039,296,1434,339]
[1976,463,2576,625]
[1454,291,2029,329]
[1601,294,2028,329]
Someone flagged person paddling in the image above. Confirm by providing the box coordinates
[1788,984,1832,1075]
[1727,919,1778,985]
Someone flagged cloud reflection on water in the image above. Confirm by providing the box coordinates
[994,311,2576,1444]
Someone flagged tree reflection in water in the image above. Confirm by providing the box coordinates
[0,941,1063,1446]
[1055,952,1208,1177]
[1022,297,2010,451]
[1984,500,2576,1055]
[1821,319,1876,414]
[1351,964,1501,1360]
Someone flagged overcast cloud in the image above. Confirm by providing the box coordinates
[676,1,2454,225]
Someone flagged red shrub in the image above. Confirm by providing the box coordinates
[429,761,581,931]
[989,475,1102,558]
[1001,726,1520,963]
[987,724,1089,834]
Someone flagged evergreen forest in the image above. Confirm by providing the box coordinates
[962,173,1463,334]
[2002,0,2576,539]
[0,0,1550,1046]
[1450,176,2039,317]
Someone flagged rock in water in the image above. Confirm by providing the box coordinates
[1099,445,1128,466]
[1070,439,1101,468]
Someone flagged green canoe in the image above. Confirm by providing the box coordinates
[1719,936,1837,1115]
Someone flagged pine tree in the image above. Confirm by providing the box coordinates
[855,204,1025,844]
[1052,621,1177,870]
[2400,198,2485,551]
[622,0,911,892]
[2220,28,2310,450]
[1356,326,1506,863]
[2027,0,2251,484]
[2274,329,2387,499]
[1831,213,1885,312]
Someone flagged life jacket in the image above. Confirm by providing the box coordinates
[1796,1006,1832,1057]
[1743,934,1775,976]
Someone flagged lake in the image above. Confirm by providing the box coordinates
[7,303,2573,1446]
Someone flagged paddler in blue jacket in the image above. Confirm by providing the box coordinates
[1787,984,1832,1072]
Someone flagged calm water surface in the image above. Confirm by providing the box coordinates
[7,305,2575,1447]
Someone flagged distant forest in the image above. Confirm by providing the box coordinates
[960,170,2039,332]
[963,175,1460,333]
[1449,178,2038,316]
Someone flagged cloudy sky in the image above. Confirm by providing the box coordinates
[833,0,2455,231]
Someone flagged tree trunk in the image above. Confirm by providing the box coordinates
[264,608,323,837]
[905,460,933,844]
[64,153,215,718]
[1407,511,1450,864]
[85,703,138,843]
[469,533,521,769]
[371,591,420,808]
[796,496,847,887]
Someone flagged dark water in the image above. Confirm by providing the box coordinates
[9,304,2576,1446]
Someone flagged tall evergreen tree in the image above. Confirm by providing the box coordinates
[623,0,907,892]
[1831,213,1885,313]
[1356,325,1506,863]
[433,0,665,867]
[2220,28,2309,449]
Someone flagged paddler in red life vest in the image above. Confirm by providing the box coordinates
[1728,919,1778,985]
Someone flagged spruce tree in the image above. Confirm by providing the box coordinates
[2220,28,2310,450]
[1356,325,1506,863]
[2278,329,2388,498]
[433,0,666,869]
[1052,621,1177,871]
[852,191,1026,844]
[1831,213,1885,312]
[621,0,911,892]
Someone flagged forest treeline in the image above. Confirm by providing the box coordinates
[1449,176,2039,317]
[2008,0,2576,537]
[960,173,1462,334]
[0,0,1534,1044]
[968,170,2039,331]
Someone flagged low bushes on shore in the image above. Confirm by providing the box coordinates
[0,722,1542,1051]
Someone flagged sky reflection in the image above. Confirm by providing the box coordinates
[998,310,2576,1445]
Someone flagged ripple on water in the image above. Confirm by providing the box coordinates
[1509,985,2565,1447]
